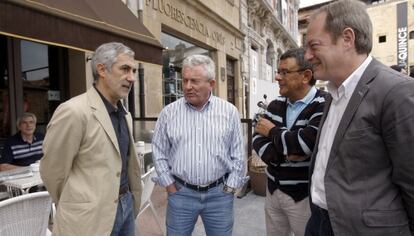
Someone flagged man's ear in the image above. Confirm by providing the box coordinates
[342,27,355,50]
[302,69,313,84]
[96,64,106,78]
[209,79,216,88]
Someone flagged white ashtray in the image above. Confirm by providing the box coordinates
[30,163,40,172]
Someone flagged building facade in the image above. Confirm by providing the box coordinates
[299,0,414,75]
[134,0,245,116]
[368,0,414,73]
[241,0,299,118]
[0,0,162,143]
[0,0,302,146]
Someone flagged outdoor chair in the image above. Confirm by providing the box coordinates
[0,185,9,200]
[0,191,52,236]
[0,191,9,200]
[136,167,165,236]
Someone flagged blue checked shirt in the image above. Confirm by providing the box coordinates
[152,95,248,189]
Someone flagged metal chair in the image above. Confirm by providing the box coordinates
[0,191,52,236]
[136,167,165,236]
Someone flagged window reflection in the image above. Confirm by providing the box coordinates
[20,40,50,134]
[21,41,49,86]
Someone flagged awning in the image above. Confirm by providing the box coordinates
[0,0,163,65]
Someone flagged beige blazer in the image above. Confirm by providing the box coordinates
[40,87,142,236]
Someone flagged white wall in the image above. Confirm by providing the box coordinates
[249,79,279,119]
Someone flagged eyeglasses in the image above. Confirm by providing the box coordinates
[277,69,306,77]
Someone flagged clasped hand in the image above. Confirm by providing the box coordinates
[255,117,275,137]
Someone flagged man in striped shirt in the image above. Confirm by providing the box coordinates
[0,112,43,171]
[152,54,248,236]
[253,48,328,236]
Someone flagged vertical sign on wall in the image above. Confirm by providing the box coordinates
[397,2,408,71]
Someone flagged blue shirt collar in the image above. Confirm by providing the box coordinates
[287,86,317,106]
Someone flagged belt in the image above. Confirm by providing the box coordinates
[119,185,130,195]
[173,173,229,192]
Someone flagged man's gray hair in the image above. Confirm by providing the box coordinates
[182,54,216,80]
[17,112,37,127]
[91,42,135,81]
[313,0,372,54]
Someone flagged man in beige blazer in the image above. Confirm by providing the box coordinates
[40,42,142,236]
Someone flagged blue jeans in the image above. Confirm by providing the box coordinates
[110,191,135,236]
[166,182,234,236]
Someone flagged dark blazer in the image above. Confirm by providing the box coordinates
[309,59,414,236]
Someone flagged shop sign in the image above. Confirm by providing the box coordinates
[147,0,226,45]
[396,2,408,71]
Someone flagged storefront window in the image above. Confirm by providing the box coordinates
[161,32,209,106]
[0,36,67,144]
[0,35,10,140]
[20,40,51,133]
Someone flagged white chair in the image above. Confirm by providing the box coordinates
[0,191,9,200]
[136,167,165,236]
[0,185,10,200]
[0,191,52,236]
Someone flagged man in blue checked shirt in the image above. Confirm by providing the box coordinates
[152,54,248,236]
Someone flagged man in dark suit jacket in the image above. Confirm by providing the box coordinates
[304,0,414,235]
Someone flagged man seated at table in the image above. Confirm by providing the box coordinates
[0,112,44,171]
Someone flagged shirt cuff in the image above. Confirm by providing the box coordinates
[225,173,250,189]
[152,171,175,187]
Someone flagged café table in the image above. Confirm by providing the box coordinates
[1,170,43,197]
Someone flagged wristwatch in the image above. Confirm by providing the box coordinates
[223,184,236,194]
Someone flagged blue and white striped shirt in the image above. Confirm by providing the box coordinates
[152,95,248,189]
[0,132,44,166]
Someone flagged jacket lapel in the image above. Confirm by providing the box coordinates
[325,59,379,171]
[87,87,120,155]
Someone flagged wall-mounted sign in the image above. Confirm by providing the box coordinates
[147,0,225,45]
[397,2,408,71]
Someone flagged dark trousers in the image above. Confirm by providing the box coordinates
[305,202,335,236]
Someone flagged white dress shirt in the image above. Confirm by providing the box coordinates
[311,56,373,209]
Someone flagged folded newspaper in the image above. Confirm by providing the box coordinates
[0,167,33,182]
